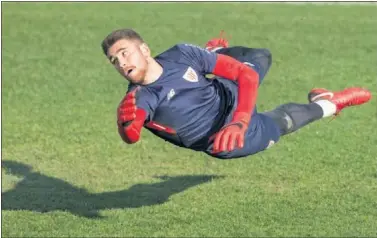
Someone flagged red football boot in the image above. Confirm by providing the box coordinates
[308,87,372,115]
[205,30,230,51]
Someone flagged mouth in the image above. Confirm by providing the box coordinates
[124,67,135,77]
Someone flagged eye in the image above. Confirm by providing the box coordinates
[122,50,128,57]
[110,57,118,65]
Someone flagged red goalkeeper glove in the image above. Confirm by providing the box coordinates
[117,87,146,144]
[211,112,250,153]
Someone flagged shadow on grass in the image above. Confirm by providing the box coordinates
[2,160,223,219]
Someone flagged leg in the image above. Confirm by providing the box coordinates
[206,87,371,159]
[261,102,324,136]
[206,102,326,159]
[215,46,272,85]
[264,87,372,136]
[204,31,271,84]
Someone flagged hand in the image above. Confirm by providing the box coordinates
[211,119,248,154]
[117,87,139,127]
[117,87,146,144]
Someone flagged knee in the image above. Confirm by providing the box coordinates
[246,48,272,82]
[252,48,272,65]
[241,48,272,73]
[260,48,272,59]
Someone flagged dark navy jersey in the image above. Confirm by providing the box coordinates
[128,44,238,150]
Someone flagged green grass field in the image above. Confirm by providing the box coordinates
[2,2,377,237]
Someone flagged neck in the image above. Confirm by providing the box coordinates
[142,58,163,85]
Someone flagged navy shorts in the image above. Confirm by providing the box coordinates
[206,47,281,159]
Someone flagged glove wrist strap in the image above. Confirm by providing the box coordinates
[232,111,251,125]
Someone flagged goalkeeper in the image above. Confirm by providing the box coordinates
[101,28,371,159]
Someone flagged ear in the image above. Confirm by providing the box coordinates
[139,43,151,57]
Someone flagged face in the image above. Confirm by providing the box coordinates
[107,39,151,84]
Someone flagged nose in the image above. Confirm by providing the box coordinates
[118,57,128,68]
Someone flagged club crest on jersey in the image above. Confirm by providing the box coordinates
[183,67,198,83]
